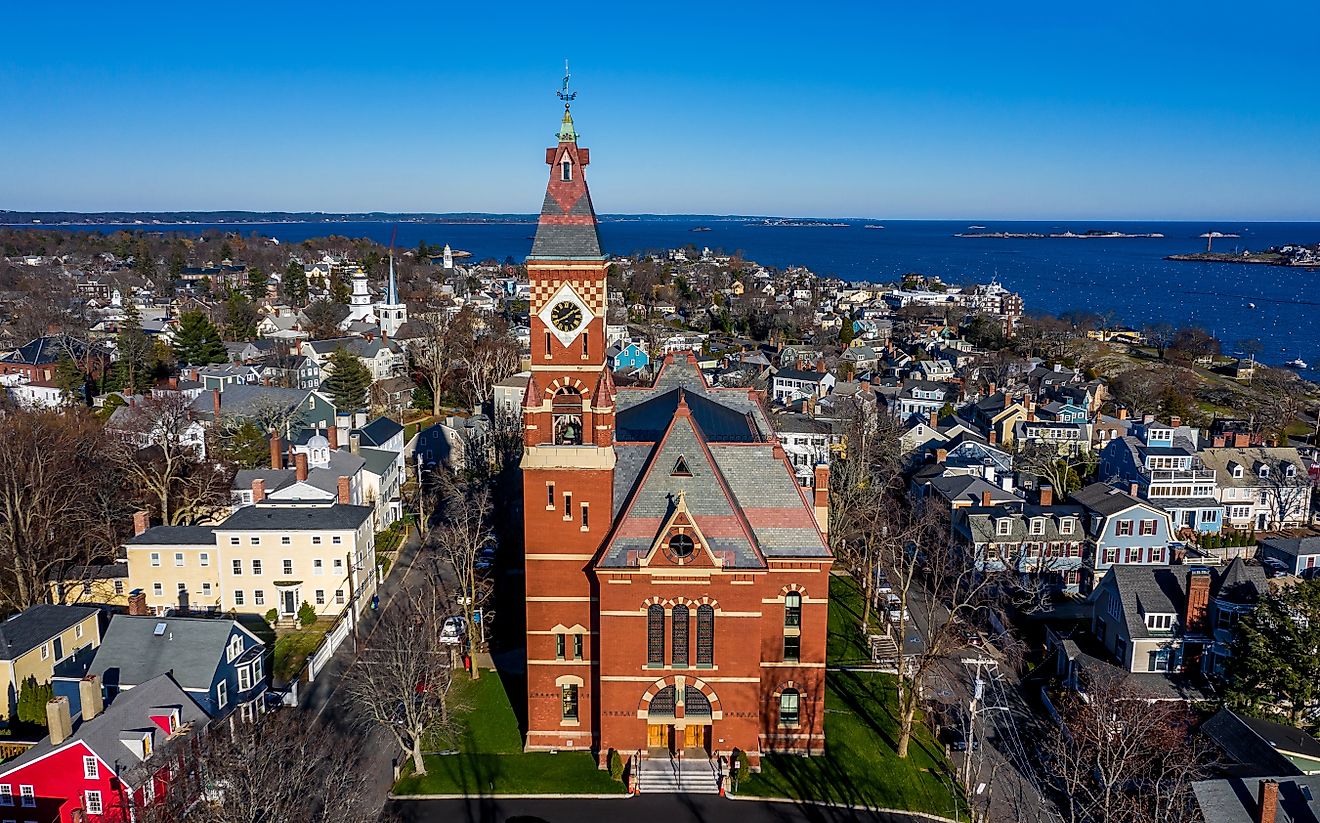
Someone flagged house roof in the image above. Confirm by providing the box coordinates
[1193,775,1320,823]
[358,446,397,478]
[1198,447,1308,489]
[1094,561,1268,642]
[216,502,372,531]
[47,563,129,582]
[1259,536,1320,560]
[188,384,312,420]
[775,368,827,383]
[1202,707,1312,777]
[126,526,217,546]
[354,416,403,447]
[0,605,99,660]
[1072,482,1143,516]
[88,614,255,694]
[0,334,100,366]
[925,474,1020,507]
[0,673,208,788]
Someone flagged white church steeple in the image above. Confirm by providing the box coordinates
[375,252,407,336]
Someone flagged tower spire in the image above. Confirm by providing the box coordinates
[556,59,578,143]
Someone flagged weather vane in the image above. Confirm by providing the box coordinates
[556,59,576,103]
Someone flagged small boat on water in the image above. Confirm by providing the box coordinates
[1248,302,1257,309]
[690,226,711,232]
[968,225,987,230]
[1286,358,1309,370]
[863,224,884,229]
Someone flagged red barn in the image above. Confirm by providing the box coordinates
[521,102,833,780]
[0,674,205,823]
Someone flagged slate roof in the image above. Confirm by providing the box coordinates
[960,504,1086,544]
[0,673,207,789]
[217,502,372,531]
[0,334,100,366]
[774,368,827,383]
[188,384,311,420]
[528,137,604,260]
[47,563,129,582]
[1094,561,1267,642]
[89,614,252,694]
[0,605,99,660]
[1072,482,1142,516]
[126,526,217,546]
[925,474,1021,508]
[1259,536,1320,560]
[358,446,397,477]
[305,336,397,358]
[600,355,829,569]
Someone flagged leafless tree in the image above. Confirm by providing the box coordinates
[1042,667,1212,823]
[107,392,233,525]
[457,319,521,412]
[0,409,126,611]
[156,711,380,823]
[1016,441,1096,495]
[408,314,461,418]
[429,472,494,678]
[341,584,463,775]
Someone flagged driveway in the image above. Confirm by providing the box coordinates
[388,795,949,823]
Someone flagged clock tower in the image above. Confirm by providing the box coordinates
[522,91,615,752]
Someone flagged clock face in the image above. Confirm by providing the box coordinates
[551,300,583,333]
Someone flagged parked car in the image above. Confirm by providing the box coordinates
[439,615,467,645]
[885,594,909,624]
[874,569,892,595]
[1262,558,1289,578]
[941,709,979,752]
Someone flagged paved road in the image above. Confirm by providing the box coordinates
[388,795,948,823]
[295,527,432,811]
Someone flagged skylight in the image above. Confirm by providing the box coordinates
[153,622,167,636]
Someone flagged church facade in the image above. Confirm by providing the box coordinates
[521,102,832,767]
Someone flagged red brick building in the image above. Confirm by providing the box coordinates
[522,103,832,768]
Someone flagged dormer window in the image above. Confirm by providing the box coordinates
[1060,518,1075,535]
[561,159,572,181]
[1029,518,1045,536]
[1145,613,1174,632]
[672,456,691,477]
[1230,462,1243,479]
[996,519,1012,536]
[1285,465,1297,478]
[1258,465,1270,479]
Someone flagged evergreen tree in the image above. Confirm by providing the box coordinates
[283,260,308,306]
[223,291,260,341]
[169,244,187,279]
[216,420,275,468]
[1227,578,1320,724]
[321,347,372,411]
[133,237,157,278]
[17,675,53,726]
[53,357,87,405]
[246,266,269,301]
[172,310,227,366]
[115,300,151,393]
[220,240,233,260]
[329,270,351,304]
[840,319,855,346]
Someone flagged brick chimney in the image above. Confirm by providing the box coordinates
[47,696,73,746]
[1258,779,1279,823]
[211,388,222,418]
[132,510,150,536]
[337,476,352,505]
[1213,435,1227,448]
[1039,484,1054,507]
[1234,433,1251,448]
[813,464,830,537]
[989,430,997,446]
[1117,407,1128,420]
[252,478,266,504]
[79,675,104,722]
[270,433,283,470]
[1170,415,1181,428]
[988,382,997,396]
[328,425,339,450]
[816,358,827,374]
[935,448,948,464]
[166,376,178,390]
[928,411,938,428]
[1129,482,1139,498]
[1185,567,1212,636]
[981,490,993,507]
[128,589,149,616]
[295,452,309,482]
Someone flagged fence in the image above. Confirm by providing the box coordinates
[308,613,352,680]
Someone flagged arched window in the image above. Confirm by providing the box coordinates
[779,688,800,725]
[647,605,665,666]
[784,592,802,628]
[553,388,583,445]
[561,159,572,182]
[671,604,689,667]
[696,604,714,667]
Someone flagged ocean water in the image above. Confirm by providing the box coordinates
[23,218,1320,366]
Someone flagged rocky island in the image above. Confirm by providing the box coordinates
[1167,243,1320,267]
[956,229,1164,239]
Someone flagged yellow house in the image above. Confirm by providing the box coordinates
[124,500,377,623]
[0,605,102,721]
[46,563,132,607]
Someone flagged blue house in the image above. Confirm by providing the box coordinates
[1073,482,1180,590]
[72,614,267,721]
[607,341,650,372]
[1098,417,1223,534]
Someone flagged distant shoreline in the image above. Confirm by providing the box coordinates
[956,231,1164,239]
[1166,252,1320,268]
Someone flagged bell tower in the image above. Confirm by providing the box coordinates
[522,71,614,753]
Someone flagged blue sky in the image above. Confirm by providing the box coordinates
[2,1,1318,219]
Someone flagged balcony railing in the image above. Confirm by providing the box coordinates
[1149,469,1215,481]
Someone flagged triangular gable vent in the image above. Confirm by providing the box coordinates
[672,456,692,477]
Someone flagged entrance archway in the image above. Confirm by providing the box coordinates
[639,679,721,756]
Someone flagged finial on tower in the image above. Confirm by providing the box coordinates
[556,60,578,143]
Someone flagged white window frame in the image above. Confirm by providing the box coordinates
[315,590,325,605]
[282,559,293,576]
[18,787,33,809]
[174,552,184,567]
[313,559,323,575]
[202,582,212,596]
[152,583,163,597]
[0,784,12,806]
[232,559,242,575]
[250,535,260,545]
[252,559,262,575]
[199,552,209,567]
[84,790,102,815]
[217,679,228,709]
[996,519,1011,536]
[234,589,245,606]
[1029,519,1044,536]
[150,552,161,567]
[254,590,265,606]
[83,755,99,779]
[1060,519,1075,535]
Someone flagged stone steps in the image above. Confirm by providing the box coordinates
[636,758,720,794]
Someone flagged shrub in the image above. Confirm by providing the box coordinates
[265,608,278,624]
[608,749,624,782]
[734,749,750,785]
[298,601,317,627]
[17,676,53,726]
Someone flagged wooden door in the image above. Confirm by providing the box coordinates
[646,724,668,749]
[681,724,703,749]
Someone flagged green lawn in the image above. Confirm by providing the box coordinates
[827,573,877,666]
[271,621,331,684]
[736,573,961,816]
[737,670,960,816]
[394,672,626,795]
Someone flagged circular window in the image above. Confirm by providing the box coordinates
[668,533,695,558]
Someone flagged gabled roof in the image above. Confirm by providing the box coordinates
[1202,707,1309,777]
[89,615,258,695]
[216,502,372,531]
[0,673,208,788]
[354,416,403,446]
[126,526,217,546]
[0,605,99,660]
[1072,482,1145,516]
[188,384,312,420]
